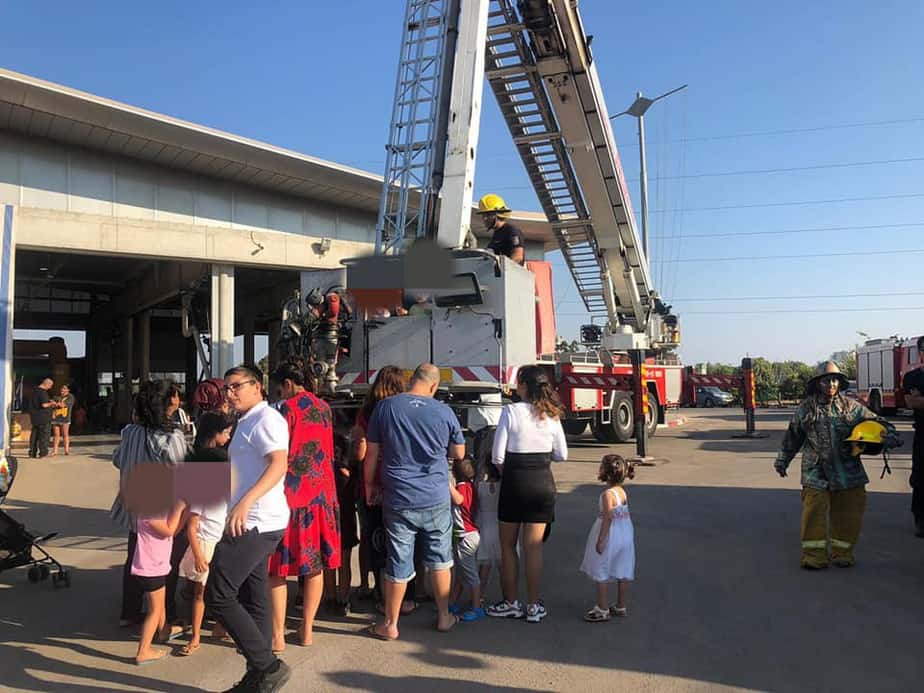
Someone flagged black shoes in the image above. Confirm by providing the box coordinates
[225,660,291,693]
[914,519,924,538]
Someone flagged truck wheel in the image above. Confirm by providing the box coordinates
[562,419,588,436]
[591,392,635,443]
[869,391,881,415]
[645,389,660,438]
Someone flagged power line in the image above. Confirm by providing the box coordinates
[670,291,924,302]
[650,192,924,213]
[678,222,924,239]
[660,248,924,264]
[555,290,924,306]
[556,306,924,316]
[615,116,924,147]
[652,155,924,181]
[679,306,924,315]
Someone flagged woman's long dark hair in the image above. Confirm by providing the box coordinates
[134,380,175,431]
[517,365,564,420]
[359,366,407,422]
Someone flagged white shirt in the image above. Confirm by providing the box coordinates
[491,402,568,467]
[228,401,290,533]
[190,500,228,544]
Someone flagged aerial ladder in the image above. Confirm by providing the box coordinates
[301,0,680,457]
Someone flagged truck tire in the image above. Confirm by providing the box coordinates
[591,392,634,443]
[562,419,588,436]
[645,389,660,438]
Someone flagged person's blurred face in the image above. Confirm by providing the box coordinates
[41,378,53,390]
[60,386,69,397]
[817,375,839,398]
[482,212,498,230]
[225,373,261,413]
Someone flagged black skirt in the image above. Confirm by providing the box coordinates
[498,451,556,524]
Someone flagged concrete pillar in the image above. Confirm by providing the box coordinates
[139,310,151,382]
[211,264,235,377]
[0,205,16,467]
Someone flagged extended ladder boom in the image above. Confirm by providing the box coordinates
[486,0,658,345]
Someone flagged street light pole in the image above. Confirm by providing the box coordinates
[610,84,687,265]
[635,92,650,260]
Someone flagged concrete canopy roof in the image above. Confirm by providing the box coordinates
[0,68,555,247]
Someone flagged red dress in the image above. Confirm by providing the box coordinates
[268,392,341,576]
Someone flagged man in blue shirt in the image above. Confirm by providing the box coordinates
[364,363,466,640]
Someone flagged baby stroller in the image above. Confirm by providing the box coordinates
[0,455,71,587]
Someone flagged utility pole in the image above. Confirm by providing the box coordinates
[610,84,687,263]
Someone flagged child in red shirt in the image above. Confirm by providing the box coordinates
[449,458,483,621]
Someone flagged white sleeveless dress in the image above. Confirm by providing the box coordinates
[580,487,635,582]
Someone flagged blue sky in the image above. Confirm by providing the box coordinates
[4,0,923,365]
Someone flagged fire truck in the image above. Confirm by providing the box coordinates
[282,0,684,451]
[857,337,924,414]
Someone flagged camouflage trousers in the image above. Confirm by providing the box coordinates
[800,486,866,568]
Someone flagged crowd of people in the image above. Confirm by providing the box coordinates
[108,359,638,692]
[103,342,924,693]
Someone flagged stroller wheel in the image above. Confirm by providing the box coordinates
[40,565,51,581]
[28,565,42,583]
[56,569,71,588]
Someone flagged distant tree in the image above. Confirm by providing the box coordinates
[257,355,269,375]
[831,351,857,380]
[556,339,580,353]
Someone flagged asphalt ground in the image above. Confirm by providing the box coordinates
[1,408,921,692]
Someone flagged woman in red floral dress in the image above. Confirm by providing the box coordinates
[267,359,340,650]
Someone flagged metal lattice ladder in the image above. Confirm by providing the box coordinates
[484,0,609,319]
[375,0,459,255]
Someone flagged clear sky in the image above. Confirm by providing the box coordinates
[4,0,923,366]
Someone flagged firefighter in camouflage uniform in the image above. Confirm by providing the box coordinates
[773,361,877,569]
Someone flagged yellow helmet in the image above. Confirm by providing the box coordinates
[476,193,511,216]
[845,420,888,445]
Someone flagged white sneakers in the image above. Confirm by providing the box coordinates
[486,599,547,623]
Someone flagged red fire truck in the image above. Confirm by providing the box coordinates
[857,337,924,414]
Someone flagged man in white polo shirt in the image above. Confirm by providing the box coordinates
[206,365,291,693]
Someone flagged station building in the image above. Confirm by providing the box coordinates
[0,68,551,437]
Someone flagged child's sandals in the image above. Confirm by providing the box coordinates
[583,605,611,623]
[610,605,628,617]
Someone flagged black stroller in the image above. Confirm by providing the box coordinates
[0,455,72,587]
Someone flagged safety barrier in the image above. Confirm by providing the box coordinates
[685,357,768,439]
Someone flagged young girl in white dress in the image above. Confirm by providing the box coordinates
[580,454,635,622]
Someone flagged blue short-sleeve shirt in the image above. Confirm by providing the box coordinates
[367,393,464,511]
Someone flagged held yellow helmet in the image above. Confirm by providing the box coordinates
[845,419,903,478]
[476,193,511,216]
[845,420,889,446]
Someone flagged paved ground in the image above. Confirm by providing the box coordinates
[1,408,921,693]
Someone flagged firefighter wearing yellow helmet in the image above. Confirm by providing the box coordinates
[477,193,525,265]
[773,361,880,569]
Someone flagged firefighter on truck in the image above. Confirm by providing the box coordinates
[477,194,525,266]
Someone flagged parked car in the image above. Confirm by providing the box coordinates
[696,386,734,408]
[844,379,858,400]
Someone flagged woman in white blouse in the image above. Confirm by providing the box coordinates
[486,365,567,624]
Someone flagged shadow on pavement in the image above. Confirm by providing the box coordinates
[329,481,924,693]
[324,671,550,692]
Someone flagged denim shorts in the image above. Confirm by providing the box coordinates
[383,502,454,583]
